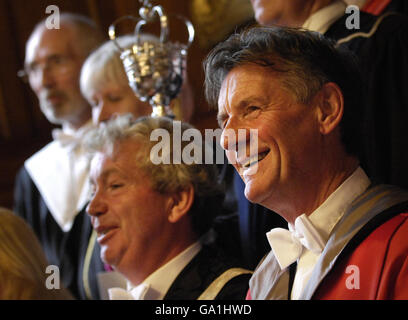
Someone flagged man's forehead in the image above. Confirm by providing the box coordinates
[90,150,125,183]
[218,64,274,109]
[90,139,144,172]
[220,64,271,93]
[25,23,75,63]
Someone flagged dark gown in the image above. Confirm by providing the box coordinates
[378,0,408,15]
[230,10,408,270]
[164,244,251,300]
[13,166,104,300]
[325,11,408,188]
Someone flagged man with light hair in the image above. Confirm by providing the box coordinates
[14,13,106,299]
[85,114,251,300]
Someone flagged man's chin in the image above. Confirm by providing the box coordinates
[243,181,263,205]
[101,247,116,268]
[40,105,68,125]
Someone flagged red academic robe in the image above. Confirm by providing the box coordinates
[246,212,408,300]
[313,213,408,300]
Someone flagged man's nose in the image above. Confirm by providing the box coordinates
[86,190,107,217]
[221,124,251,153]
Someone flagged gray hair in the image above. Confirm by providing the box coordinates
[85,114,224,235]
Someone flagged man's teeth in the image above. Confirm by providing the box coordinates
[100,229,111,235]
[243,152,268,168]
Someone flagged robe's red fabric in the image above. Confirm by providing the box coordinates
[314,213,408,299]
[246,213,408,300]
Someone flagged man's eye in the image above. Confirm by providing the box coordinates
[109,183,123,190]
[244,106,261,118]
[108,95,122,102]
[247,106,260,113]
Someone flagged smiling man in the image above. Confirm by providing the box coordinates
[236,0,408,272]
[204,26,408,299]
[85,114,251,300]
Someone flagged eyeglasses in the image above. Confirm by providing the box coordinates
[18,54,74,83]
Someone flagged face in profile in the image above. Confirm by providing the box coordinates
[25,24,90,127]
[86,81,152,124]
[218,63,320,208]
[86,139,173,276]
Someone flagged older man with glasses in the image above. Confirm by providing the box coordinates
[13,13,106,299]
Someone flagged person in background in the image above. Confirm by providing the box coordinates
[13,13,106,299]
[85,114,252,300]
[80,34,195,125]
[0,207,73,300]
[204,26,408,299]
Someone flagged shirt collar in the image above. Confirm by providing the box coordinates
[52,119,94,149]
[302,0,347,34]
[127,240,202,300]
[297,167,371,244]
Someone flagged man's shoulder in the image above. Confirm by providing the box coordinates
[314,211,408,299]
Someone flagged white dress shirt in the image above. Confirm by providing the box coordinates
[290,167,371,299]
[302,0,348,34]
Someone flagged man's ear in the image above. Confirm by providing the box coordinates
[316,82,344,135]
[168,185,194,223]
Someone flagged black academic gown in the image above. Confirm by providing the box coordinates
[325,11,408,188]
[13,166,104,300]
[383,0,408,15]
[164,244,251,300]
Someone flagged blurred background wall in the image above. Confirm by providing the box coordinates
[0,0,255,209]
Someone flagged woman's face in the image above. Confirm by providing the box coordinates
[86,81,152,124]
